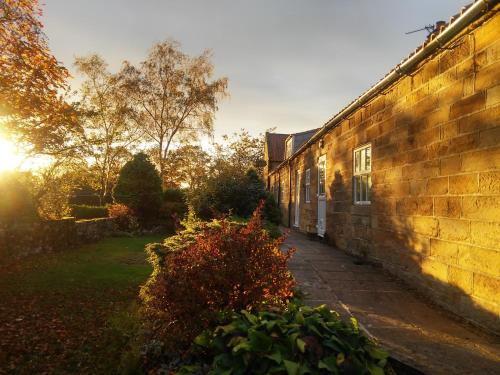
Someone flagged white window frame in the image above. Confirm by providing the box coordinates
[305,169,311,203]
[353,144,372,205]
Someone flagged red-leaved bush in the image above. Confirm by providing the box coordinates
[140,203,295,352]
[108,203,138,231]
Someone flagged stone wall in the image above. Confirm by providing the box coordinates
[270,9,500,333]
[0,217,117,261]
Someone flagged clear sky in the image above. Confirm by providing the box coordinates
[42,0,469,141]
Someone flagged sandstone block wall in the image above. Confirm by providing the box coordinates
[0,217,117,261]
[270,9,500,332]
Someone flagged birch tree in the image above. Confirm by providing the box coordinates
[74,54,141,203]
[119,40,228,184]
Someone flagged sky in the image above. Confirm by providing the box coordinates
[41,0,470,141]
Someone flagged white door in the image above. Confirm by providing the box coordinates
[317,155,326,237]
[294,170,300,227]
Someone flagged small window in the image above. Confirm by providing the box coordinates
[318,157,326,196]
[353,144,372,204]
[305,169,311,203]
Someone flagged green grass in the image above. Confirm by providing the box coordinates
[0,234,165,374]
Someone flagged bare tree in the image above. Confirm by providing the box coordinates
[119,40,228,183]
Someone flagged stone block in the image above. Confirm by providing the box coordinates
[470,221,500,248]
[479,171,500,194]
[458,105,500,134]
[427,177,449,195]
[449,92,486,120]
[421,257,449,283]
[475,60,500,91]
[434,196,462,218]
[441,121,459,140]
[474,12,500,52]
[430,238,459,263]
[461,147,500,172]
[473,274,500,303]
[458,244,500,277]
[462,196,500,222]
[478,126,500,148]
[440,155,461,175]
[449,173,478,194]
[413,216,439,237]
[486,84,500,107]
[448,266,473,294]
[438,218,470,241]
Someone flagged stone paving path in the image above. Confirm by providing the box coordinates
[283,230,500,375]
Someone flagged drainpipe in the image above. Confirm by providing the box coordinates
[288,159,292,228]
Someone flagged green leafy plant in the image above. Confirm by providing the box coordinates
[140,203,295,354]
[113,152,163,225]
[182,304,388,375]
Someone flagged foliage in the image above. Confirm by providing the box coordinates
[155,144,212,189]
[108,203,138,232]
[160,188,188,232]
[119,39,228,182]
[74,54,139,203]
[0,171,38,224]
[181,304,389,375]
[190,167,279,224]
[0,0,79,155]
[140,204,295,353]
[213,130,266,176]
[264,191,282,225]
[113,152,162,225]
[70,205,108,220]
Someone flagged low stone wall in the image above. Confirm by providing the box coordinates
[0,217,117,261]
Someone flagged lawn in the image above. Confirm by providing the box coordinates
[0,234,165,374]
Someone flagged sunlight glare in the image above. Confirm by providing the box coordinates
[0,136,24,172]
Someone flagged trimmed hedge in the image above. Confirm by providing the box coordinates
[70,205,108,220]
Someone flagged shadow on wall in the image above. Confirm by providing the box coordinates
[323,55,500,331]
[328,168,499,334]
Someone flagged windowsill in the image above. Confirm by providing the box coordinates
[354,201,371,205]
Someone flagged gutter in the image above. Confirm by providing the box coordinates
[270,0,497,174]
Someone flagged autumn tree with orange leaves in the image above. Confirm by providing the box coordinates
[0,0,79,155]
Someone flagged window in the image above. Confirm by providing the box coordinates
[353,144,372,204]
[318,158,326,196]
[305,169,311,202]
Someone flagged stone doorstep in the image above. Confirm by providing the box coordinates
[284,230,500,375]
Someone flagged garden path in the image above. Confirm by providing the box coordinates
[283,230,500,375]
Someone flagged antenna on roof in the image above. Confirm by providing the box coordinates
[405,21,446,37]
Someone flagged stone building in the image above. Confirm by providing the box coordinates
[265,1,500,333]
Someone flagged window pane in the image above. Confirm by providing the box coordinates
[319,162,325,195]
[355,151,360,173]
[365,147,371,171]
[361,175,368,201]
[354,176,360,202]
[361,150,366,173]
[367,175,372,201]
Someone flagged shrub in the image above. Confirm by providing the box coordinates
[140,203,295,353]
[263,192,281,225]
[0,172,38,224]
[108,203,138,232]
[190,167,278,222]
[70,205,108,220]
[179,304,389,375]
[113,153,163,225]
[160,188,188,232]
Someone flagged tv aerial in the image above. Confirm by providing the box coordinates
[405,21,446,37]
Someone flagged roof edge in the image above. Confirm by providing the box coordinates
[269,0,498,176]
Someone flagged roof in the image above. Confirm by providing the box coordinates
[265,132,289,162]
[269,0,496,175]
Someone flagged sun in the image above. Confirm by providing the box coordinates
[0,135,24,172]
